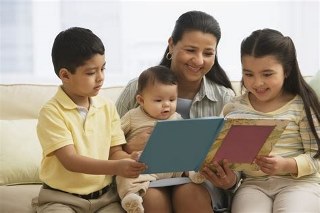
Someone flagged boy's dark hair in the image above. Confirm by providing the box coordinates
[241,28,320,158]
[137,65,178,94]
[159,10,233,91]
[51,27,105,77]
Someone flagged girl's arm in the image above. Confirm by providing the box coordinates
[293,109,320,178]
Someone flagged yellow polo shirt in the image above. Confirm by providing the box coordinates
[37,87,126,194]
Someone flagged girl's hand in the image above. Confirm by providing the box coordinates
[201,160,237,190]
[115,158,147,178]
[255,155,298,175]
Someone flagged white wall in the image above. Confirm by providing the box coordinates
[0,0,319,86]
[119,1,319,83]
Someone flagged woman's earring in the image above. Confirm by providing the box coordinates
[166,52,172,60]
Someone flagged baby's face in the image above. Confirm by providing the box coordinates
[139,82,178,120]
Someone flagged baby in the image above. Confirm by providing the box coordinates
[116,65,205,213]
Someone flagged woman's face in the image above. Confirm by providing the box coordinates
[169,30,217,84]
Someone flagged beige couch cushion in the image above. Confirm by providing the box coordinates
[0,84,124,120]
[0,119,42,185]
[0,84,58,120]
[308,71,320,98]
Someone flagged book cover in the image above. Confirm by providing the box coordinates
[201,118,289,172]
[138,117,289,174]
[139,117,225,174]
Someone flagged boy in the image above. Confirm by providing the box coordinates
[32,27,146,212]
[116,66,205,213]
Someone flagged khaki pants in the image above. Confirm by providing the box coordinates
[32,185,125,213]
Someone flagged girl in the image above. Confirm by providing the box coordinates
[224,28,320,213]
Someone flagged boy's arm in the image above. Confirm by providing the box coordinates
[54,144,145,178]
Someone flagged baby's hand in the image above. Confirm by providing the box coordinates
[130,151,142,161]
[115,158,146,178]
[188,171,206,184]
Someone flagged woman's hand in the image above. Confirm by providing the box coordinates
[123,127,153,153]
[201,160,237,190]
[255,155,298,175]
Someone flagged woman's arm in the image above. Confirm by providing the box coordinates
[115,78,139,117]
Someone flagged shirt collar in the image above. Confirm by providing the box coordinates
[194,76,219,102]
[55,86,104,110]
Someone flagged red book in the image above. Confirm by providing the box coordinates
[202,118,289,172]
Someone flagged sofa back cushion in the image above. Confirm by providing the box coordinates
[0,84,124,120]
[308,70,320,98]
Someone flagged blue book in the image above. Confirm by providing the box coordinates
[139,117,289,174]
[139,117,224,174]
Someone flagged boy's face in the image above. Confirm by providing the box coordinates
[137,81,178,120]
[60,54,105,106]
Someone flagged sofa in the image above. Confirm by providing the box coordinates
[0,76,316,212]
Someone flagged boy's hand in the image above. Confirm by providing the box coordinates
[115,158,147,178]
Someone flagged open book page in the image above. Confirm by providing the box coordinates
[149,177,191,187]
[201,118,289,172]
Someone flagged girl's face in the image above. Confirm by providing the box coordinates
[168,30,217,84]
[242,55,286,106]
[136,81,178,120]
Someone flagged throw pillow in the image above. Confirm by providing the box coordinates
[0,119,42,185]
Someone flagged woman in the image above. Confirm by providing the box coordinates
[116,10,239,213]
